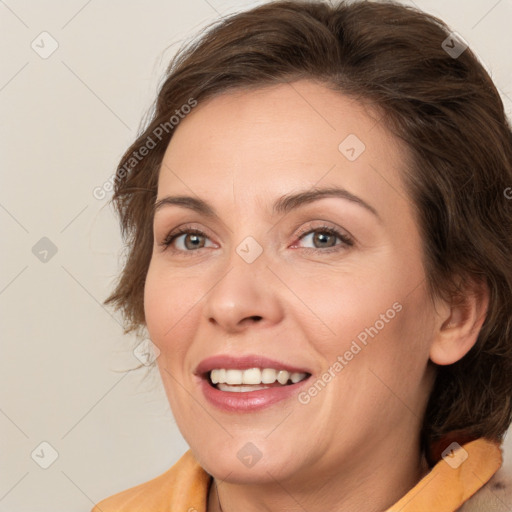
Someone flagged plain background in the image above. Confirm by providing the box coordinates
[1,0,511,510]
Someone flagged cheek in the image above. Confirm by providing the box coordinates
[143,263,203,357]
[286,257,433,383]
[284,264,407,348]
[144,266,202,423]
[332,283,435,417]
[143,266,171,341]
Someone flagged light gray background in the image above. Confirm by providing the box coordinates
[1,1,511,510]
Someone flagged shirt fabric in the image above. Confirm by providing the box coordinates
[92,438,502,512]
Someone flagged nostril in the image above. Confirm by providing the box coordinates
[249,316,263,322]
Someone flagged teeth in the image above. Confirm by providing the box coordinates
[217,383,270,392]
[209,368,308,386]
[261,368,277,384]
[290,372,304,383]
[210,369,226,384]
[242,368,261,385]
[277,370,289,385]
[226,369,243,385]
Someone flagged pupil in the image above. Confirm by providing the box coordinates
[186,234,204,250]
[314,232,334,248]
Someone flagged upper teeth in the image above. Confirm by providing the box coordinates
[210,368,307,385]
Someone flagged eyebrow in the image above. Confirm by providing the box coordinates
[153,186,380,220]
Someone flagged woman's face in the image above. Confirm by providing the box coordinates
[144,80,438,484]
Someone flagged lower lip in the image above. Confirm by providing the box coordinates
[198,377,311,412]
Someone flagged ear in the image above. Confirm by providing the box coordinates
[429,277,489,366]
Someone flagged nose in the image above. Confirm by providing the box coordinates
[202,251,285,334]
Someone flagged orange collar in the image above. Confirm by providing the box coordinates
[385,438,502,511]
[93,438,502,512]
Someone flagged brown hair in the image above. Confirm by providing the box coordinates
[105,0,512,457]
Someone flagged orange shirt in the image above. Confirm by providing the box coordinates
[92,438,501,512]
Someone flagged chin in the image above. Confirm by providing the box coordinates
[190,435,314,485]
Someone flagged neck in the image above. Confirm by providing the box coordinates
[208,434,429,512]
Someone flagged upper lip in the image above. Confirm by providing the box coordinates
[195,354,312,377]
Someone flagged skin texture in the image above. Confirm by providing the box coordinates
[144,80,488,512]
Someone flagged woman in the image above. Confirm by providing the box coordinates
[92,1,512,510]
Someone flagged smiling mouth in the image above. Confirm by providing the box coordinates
[206,367,311,392]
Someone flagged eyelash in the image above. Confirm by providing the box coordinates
[159,224,354,255]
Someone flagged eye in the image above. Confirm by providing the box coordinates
[159,224,353,254]
[294,225,353,251]
[160,228,215,252]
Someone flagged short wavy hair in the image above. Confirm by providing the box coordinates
[105,0,512,460]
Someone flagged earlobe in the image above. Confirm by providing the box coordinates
[429,279,489,366]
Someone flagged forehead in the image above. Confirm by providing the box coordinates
[157,80,410,220]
